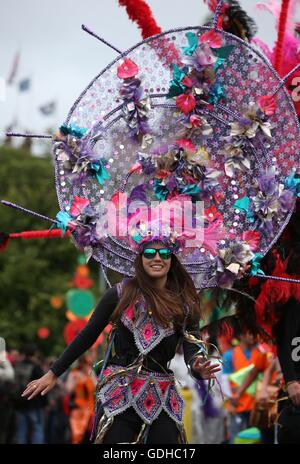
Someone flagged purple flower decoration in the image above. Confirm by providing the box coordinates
[119,76,150,138]
[252,193,279,217]
[257,168,277,196]
[279,189,296,213]
[166,176,179,193]
[256,218,274,236]
[119,77,142,101]
[216,242,254,287]
[128,183,150,204]
[73,205,99,248]
[198,168,222,199]
[150,144,169,156]
[55,134,106,187]
[181,43,217,73]
[136,152,156,175]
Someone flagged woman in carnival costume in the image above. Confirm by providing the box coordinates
[21,230,222,444]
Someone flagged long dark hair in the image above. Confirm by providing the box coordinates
[111,253,202,329]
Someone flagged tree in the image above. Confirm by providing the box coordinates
[0,146,100,355]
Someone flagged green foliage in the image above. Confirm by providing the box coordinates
[0,146,100,356]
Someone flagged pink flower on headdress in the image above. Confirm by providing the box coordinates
[117,59,139,79]
[204,205,223,222]
[129,162,142,174]
[176,138,197,154]
[167,192,191,202]
[110,191,122,205]
[242,230,261,251]
[198,30,223,49]
[176,93,196,114]
[155,169,170,179]
[182,173,198,184]
[213,192,224,204]
[70,196,90,217]
[257,95,276,116]
[182,43,217,70]
[203,219,225,255]
[189,114,202,128]
[181,76,193,88]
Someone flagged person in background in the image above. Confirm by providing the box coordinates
[197,338,226,444]
[230,350,281,444]
[14,343,46,444]
[44,357,70,444]
[65,353,97,444]
[7,349,22,367]
[222,330,267,443]
[0,352,15,443]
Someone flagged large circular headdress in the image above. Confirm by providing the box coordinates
[50,2,300,290]
[3,1,300,291]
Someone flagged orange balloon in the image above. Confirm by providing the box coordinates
[65,310,78,322]
[66,310,91,321]
[77,265,89,277]
[50,296,63,309]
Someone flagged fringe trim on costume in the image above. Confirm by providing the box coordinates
[94,413,185,444]
[95,353,145,395]
[90,400,104,441]
[183,330,224,399]
[118,422,150,444]
[177,423,188,444]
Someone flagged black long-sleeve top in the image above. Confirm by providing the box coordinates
[275,298,300,383]
[51,286,202,379]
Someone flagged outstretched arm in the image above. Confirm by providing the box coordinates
[21,286,119,400]
[50,286,119,377]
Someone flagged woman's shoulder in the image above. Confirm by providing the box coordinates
[115,277,134,298]
[99,285,119,305]
[101,277,134,301]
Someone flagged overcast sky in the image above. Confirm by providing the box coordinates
[0,0,287,140]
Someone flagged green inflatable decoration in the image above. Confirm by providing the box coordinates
[66,289,95,318]
[229,364,262,396]
[234,427,261,444]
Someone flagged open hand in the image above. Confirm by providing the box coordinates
[21,370,57,400]
[191,358,221,380]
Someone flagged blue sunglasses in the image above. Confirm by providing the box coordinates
[142,248,172,260]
